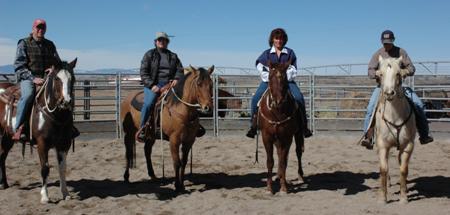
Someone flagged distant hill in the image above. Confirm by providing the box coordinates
[0,64,138,74]
[0,65,14,73]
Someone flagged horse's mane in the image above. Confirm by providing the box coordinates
[169,67,210,104]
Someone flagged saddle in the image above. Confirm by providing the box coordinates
[133,84,172,141]
[0,84,21,107]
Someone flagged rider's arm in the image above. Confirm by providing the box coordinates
[400,49,415,76]
[286,50,298,81]
[14,40,34,81]
[368,52,379,79]
[140,51,154,88]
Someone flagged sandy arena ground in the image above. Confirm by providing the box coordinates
[1,131,449,215]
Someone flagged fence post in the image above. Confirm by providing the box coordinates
[213,74,218,136]
[311,74,315,134]
[83,80,90,120]
[115,72,122,139]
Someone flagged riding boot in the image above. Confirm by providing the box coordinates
[246,114,257,139]
[299,104,312,138]
[12,124,27,142]
[72,126,80,139]
[360,127,374,150]
[196,124,206,137]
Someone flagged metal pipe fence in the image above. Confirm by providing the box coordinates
[1,61,449,138]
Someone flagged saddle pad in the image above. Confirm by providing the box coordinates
[131,91,144,111]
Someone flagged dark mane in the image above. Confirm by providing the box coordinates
[169,67,209,104]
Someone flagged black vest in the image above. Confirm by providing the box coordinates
[22,36,58,78]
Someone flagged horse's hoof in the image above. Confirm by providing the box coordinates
[64,195,71,201]
[399,198,408,205]
[279,190,288,196]
[0,183,9,190]
[265,190,274,195]
[40,197,49,204]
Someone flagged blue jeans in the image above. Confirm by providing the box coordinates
[250,81,305,123]
[15,80,36,131]
[363,87,430,138]
[140,82,167,128]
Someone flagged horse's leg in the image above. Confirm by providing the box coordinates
[276,141,291,194]
[56,149,70,200]
[144,139,157,180]
[262,135,274,194]
[294,132,305,183]
[123,127,136,183]
[38,143,50,204]
[378,146,389,204]
[0,136,13,189]
[399,143,414,204]
[169,136,183,191]
[180,141,193,188]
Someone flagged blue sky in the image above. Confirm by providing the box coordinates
[1,0,449,71]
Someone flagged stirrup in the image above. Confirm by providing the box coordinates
[360,137,373,150]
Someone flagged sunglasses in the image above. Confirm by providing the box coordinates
[36,24,46,29]
[157,38,169,43]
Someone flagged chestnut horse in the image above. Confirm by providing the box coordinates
[258,61,305,194]
[375,56,416,204]
[0,59,77,203]
[121,66,214,191]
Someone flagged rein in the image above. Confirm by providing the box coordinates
[380,88,414,150]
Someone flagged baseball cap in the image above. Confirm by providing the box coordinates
[155,32,169,41]
[33,18,46,28]
[381,30,395,44]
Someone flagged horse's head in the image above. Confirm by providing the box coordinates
[268,61,290,105]
[186,65,214,114]
[376,56,408,101]
[47,58,77,111]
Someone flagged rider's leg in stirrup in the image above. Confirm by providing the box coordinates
[288,81,312,138]
[246,81,268,138]
[13,79,35,142]
[404,87,433,144]
[361,87,381,149]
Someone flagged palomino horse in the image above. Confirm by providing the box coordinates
[121,65,214,191]
[258,61,305,194]
[375,56,416,204]
[0,59,77,203]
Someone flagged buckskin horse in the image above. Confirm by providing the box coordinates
[374,56,416,204]
[258,61,305,194]
[0,59,77,203]
[121,65,214,191]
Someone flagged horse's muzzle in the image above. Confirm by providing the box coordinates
[199,105,212,114]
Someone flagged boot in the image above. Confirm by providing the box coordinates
[246,114,257,139]
[72,126,80,139]
[136,127,146,143]
[360,128,374,150]
[12,125,27,141]
[419,136,433,145]
[196,124,206,137]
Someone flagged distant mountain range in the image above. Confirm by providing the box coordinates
[0,64,138,74]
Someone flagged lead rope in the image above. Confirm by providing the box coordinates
[159,91,169,179]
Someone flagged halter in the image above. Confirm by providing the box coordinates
[169,74,203,108]
[379,76,413,150]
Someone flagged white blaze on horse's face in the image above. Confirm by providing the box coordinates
[57,69,73,106]
[378,56,403,101]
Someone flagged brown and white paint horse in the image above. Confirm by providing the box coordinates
[0,59,77,203]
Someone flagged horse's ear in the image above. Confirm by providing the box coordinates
[397,56,403,63]
[69,58,77,69]
[208,65,214,75]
